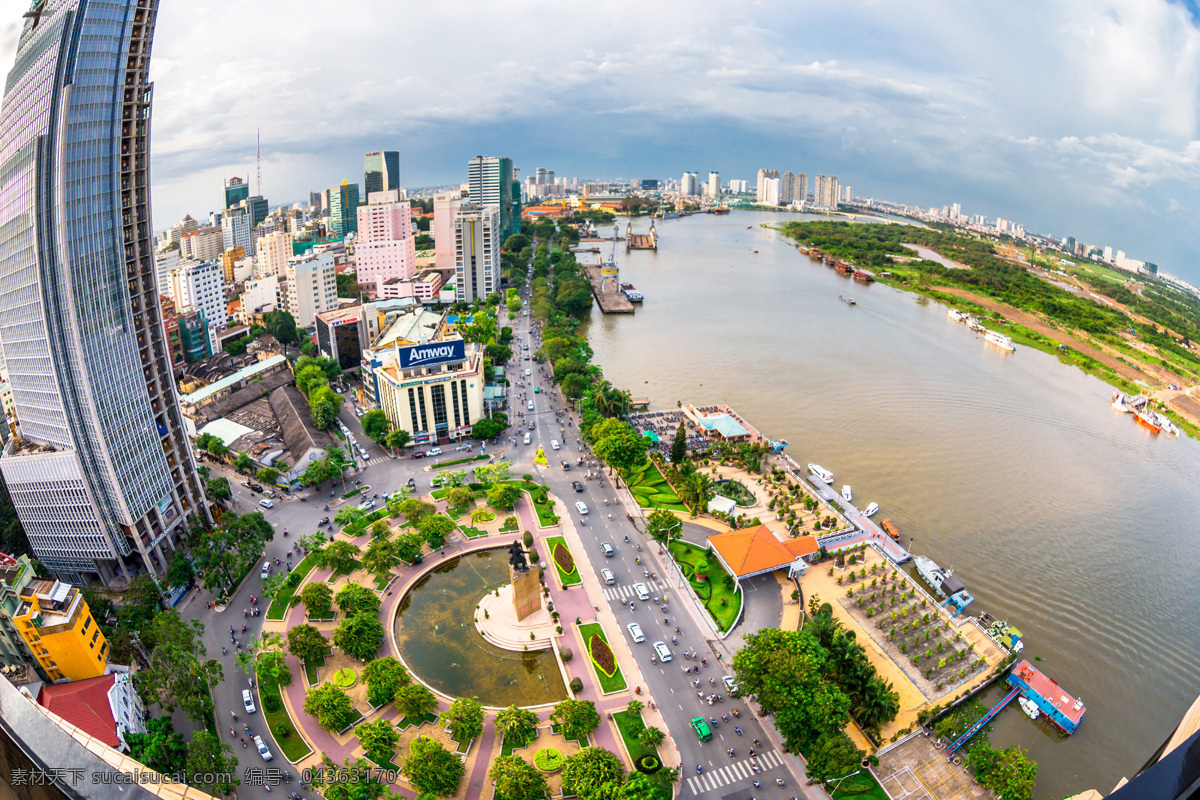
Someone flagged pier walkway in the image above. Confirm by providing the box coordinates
[585,265,634,314]
[794,470,913,563]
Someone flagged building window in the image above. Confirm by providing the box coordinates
[459,381,471,426]
[431,385,448,431]
[82,616,91,632]
[416,388,429,433]
[451,380,461,428]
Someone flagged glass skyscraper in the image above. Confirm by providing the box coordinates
[467,155,515,243]
[363,151,400,198]
[0,0,209,585]
[329,181,360,236]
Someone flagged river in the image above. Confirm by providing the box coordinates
[584,210,1200,798]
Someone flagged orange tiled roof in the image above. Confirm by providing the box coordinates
[38,674,120,748]
[708,525,808,577]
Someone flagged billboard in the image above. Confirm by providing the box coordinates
[398,339,466,370]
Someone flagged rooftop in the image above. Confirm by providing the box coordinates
[38,674,121,748]
[179,354,288,406]
[698,413,750,439]
[197,418,255,447]
[707,525,817,578]
[268,385,333,459]
[371,308,444,349]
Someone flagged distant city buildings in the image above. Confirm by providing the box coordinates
[756,169,778,204]
[329,181,360,236]
[224,176,250,210]
[168,260,227,355]
[285,252,339,327]
[681,172,700,196]
[707,172,721,199]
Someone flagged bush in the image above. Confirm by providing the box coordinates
[262,692,282,713]
[569,677,583,693]
[533,747,564,772]
[560,648,573,663]
[636,754,661,774]
[523,530,534,547]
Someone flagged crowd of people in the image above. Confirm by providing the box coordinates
[628,410,710,457]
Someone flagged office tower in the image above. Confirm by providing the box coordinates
[434,191,464,271]
[756,169,779,203]
[309,191,322,210]
[467,155,514,242]
[454,204,501,303]
[256,230,295,278]
[356,190,417,292]
[329,181,360,236]
[242,195,269,228]
[179,225,223,261]
[707,172,721,199]
[795,173,808,204]
[221,246,245,283]
[225,176,250,210]
[364,151,401,197]
[0,0,208,584]
[168,261,226,355]
[845,186,854,204]
[222,207,256,256]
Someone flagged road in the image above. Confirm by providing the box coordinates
[190,273,805,799]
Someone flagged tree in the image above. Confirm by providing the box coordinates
[355,718,400,763]
[263,310,300,345]
[184,731,239,795]
[474,460,511,484]
[637,725,665,750]
[591,381,631,418]
[363,536,403,576]
[385,428,412,451]
[164,551,195,589]
[256,466,280,486]
[590,418,648,474]
[399,499,436,525]
[296,364,328,397]
[588,773,672,800]
[319,540,361,574]
[125,716,187,776]
[403,736,465,798]
[312,755,391,800]
[255,649,293,688]
[419,514,455,549]
[287,624,330,664]
[644,509,682,546]
[361,656,411,707]
[394,530,427,564]
[967,743,1038,800]
[486,483,521,511]
[439,697,484,742]
[310,386,341,430]
[670,421,688,463]
[206,476,231,503]
[489,755,549,800]
[550,699,600,742]
[336,583,381,618]
[334,611,384,660]
[560,372,590,403]
[300,582,333,616]
[137,613,222,723]
[472,416,504,439]
[233,451,254,473]
[504,233,530,252]
[395,683,438,721]
[361,409,391,444]
[561,747,623,797]
[806,730,865,783]
[305,683,357,732]
[446,486,475,509]
[494,705,540,748]
[195,432,228,458]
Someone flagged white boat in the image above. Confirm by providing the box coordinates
[984,330,1015,351]
[1111,392,1131,413]
[913,555,959,599]
[947,309,965,321]
[841,485,853,502]
[966,316,985,331]
[863,502,879,517]
[808,464,834,484]
[1018,696,1041,721]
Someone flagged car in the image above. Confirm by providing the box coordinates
[253,735,273,761]
[410,451,426,459]
[263,490,276,499]
[600,542,614,557]
[525,368,532,376]
[550,439,560,450]
[527,422,535,430]
[561,460,570,471]
[602,568,616,585]
[334,386,344,393]
[241,480,252,488]
[260,562,271,579]
[653,641,673,662]
[691,717,713,742]
[258,499,273,509]
[455,443,472,451]
[355,409,363,417]
[359,499,376,510]
[634,582,649,600]
[523,432,532,445]
[571,481,584,492]
[249,483,264,492]
[527,402,534,410]
[627,622,645,642]
[242,689,257,714]
[525,355,531,361]
[426,447,442,456]
[575,501,589,515]
[722,675,739,695]
[360,451,370,460]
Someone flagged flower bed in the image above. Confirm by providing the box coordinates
[500,516,519,532]
[546,536,581,586]
[330,667,357,688]
[577,623,626,693]
[533,747,563,772]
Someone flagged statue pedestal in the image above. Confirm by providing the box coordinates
[511,564,543,622]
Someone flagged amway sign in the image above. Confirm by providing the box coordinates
[398,340,466,369]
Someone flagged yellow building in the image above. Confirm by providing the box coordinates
[13,579,107,682]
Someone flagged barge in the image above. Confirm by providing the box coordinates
[1006,659,1087,734]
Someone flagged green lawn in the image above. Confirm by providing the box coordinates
[458,525,490,538]
[625,462,688,511]
[549,724,589,748]
[612,709,658,768]
[261,681,312,762]
[304,647,331,685]
[668,541,743,633]
[577,623,627,692]
[343,507,394,536]
[364,752,401,772]
[397,712,437,730]
[329,559,363,581]
[436,454,489,468]
[265,553,320,620]
[546,536,581,586]
[830,769,890,800]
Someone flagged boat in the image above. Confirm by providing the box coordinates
[979,614,1025,653]
[1007,660,1086,734]
[839,295,856,306]
[863,502,879,517]
[808,464,833,484]
[619,283,644,303]
[913,555,956,598]
[966,316,985,332]
[880,518,901,541]
[1018,696,1041,721]
[750,249,758,253]
[1135,408,1162,433]
[948,309,965,322]
[853,270,875,283]
[1111,392,1131,413]
[984,331,1015,351]
[841,485,853,502]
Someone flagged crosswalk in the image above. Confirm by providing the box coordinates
[603,580,664,602]
[685,750,785,795]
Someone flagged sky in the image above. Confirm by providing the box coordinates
[3,0,1200,282]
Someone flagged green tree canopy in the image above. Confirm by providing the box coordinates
[300,581,333,615]
[256,466,280,486]
[439,697,484,742]
[386,428,412,450]
[967,743,1038,800]
[206,476,231,503]
[335,583,381,618]
[185,731,240,795]
[361,409,391,444]
[395,683,438,721]
[645,509,682,545]
[355,718,400,763]
[489,754,549,800]
[305,683,357,732]
[399,499,436,525]
[486,483,521,510]
[561,747,623,797]
[125,716,188,776]
[418,514,455,549]
[361,656,411,707]
[287,624,330,663]
[319,540,361,574]
[263,310,299,345]
[333,611,384,661]
[394,530,427,564]
[550,699,600,742]
[494,705,540,749]
[362,536,403,576]
[403,735,465,797]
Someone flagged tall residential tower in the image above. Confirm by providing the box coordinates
[0,0,209,585]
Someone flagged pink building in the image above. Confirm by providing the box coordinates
[355,189,417,293]
[379,270,444,303]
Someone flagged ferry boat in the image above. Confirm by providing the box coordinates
[841,485,853,502]
[913,555,956,598]
[966,316,985,332]
[880,518,901,541]
[808,464,834,484]
[853,270,875,283]
[978,613,1024,653]
[1006,660,1086,735]
[984,331,1016,351]
[947,309,965,322]
[1135,408,1162,433]
[1018,696,1041,721]
[863,502,879,517]
[619,283,644,303]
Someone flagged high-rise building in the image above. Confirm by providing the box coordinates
[454,203,501,303]
[681,172,699,196]
[13,578,109,682]
[329,181,360,236]
[707,172,721,199]
[356,190,417,293]
[762,177,782,207]
[434,191,464,271]
[285,252,338,328]
[224,176,250,210]
[221,246,245,283]
[795,173,808,204]
[308,191,322,210]
[0,0,208,585]
[222,207,258,257]
[255,230,295,278]
[756,169,779,204]
[814,175,840,208]
[780,172,796,205]
[467,156,514,242]
[364,151,401,197]
[179,226,223,262]
[168,261,226,355]
[845,186,854,204]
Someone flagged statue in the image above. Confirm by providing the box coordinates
[508,540,528,572]
[509,539,540,621]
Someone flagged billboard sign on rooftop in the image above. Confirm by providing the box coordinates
[398,339,466,370]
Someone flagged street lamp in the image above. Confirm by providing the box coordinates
[829,769,861,796]
[660,520,682,555]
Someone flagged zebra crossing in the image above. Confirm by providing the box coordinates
[685,749,785,795]
[602,579,663,602]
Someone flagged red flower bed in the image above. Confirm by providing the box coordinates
[553,542,577,575]
[589,633,617,677]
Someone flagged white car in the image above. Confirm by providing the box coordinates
[523,432,532,445]
[359,499,375,510]
[723,675,738,695]
[426,447,442,457]
[550,440,560,450]
[653,641,673,662]
[242,689,257,714]
[525,368,532,376]
[260,562,271,579]
[527,401,534,410]
[360,451,370,460]
[456,443,472,451]
[633,582,649,600]
[627,623,645,643]
[575,501,589,515]
[254,735,273,761]
[258,499,273,509]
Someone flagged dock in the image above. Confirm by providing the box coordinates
[1006,659,1086,734]
[625,220,658,251]
[585,265,634,314]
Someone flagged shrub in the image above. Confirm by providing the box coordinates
[262,692,282,713]
[569,677,583,693]
[560,648,573,663]
[523,530,534,547]
[588,634,617,677]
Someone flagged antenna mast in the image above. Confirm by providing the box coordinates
[256,129,262,197]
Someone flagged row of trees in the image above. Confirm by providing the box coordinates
[295,354,345,430]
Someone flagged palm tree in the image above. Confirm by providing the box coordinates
[592,380,632,418]
[688,472,713,510]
